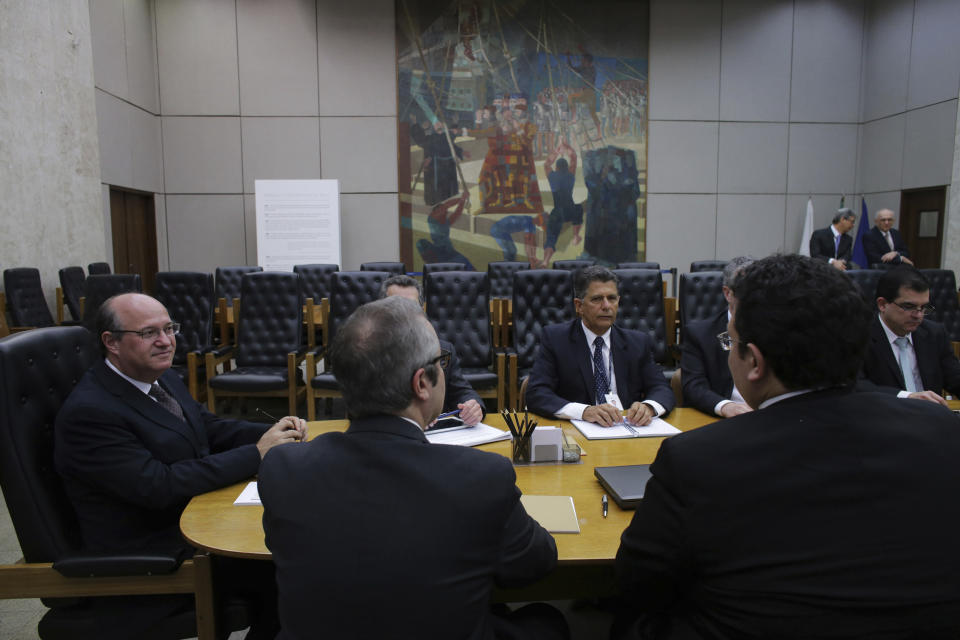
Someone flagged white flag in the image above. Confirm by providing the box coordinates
[798,197,814,256]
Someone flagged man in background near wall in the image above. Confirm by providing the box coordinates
[859,266,960,405]
[380,274,485,426]
[863,208,913,268]
[809,208,856,270]
[680,256,754,417]
[614,255,960,639]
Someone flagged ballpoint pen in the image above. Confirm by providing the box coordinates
[436,409,462,420]
[257,408,304,441]
[602,494,608,518]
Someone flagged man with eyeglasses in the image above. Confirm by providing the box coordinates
[54,292,305,638]
[613,255,960,639]
[859,266,960,405]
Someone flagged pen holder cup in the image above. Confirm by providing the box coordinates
[511,437,531,464]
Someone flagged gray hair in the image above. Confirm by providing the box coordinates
[574,265,619,300]
[832,208,856,225]
[329,296,438,419]
[722,256,756,289]
[379,274,423,305]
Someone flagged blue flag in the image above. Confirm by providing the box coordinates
[851,198,870,268]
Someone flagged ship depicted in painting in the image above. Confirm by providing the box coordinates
[398,0,649,270]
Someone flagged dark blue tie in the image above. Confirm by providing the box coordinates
[593,336,609,404]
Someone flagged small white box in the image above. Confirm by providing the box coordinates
[530,426,562,462]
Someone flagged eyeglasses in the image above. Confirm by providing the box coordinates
[716,331,744,352]
[110,322,180,340]
[891,301,935,316]
[418,349,451,373]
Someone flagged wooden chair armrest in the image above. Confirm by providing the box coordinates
[56,287,65,324]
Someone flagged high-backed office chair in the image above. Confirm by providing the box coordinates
[81,274,142,330]
[0,326,247,640]
[153,272,221,401]
[213,266,262,345]
[552,259,594,271]
[613,268,673,365]
[678,271,725,339]
[360,261,405,275]
[921,269,960,349]
[58,266,86,323]
[206,272,305,417]
[422,262,468,275]
[690,260,729,273]
[845,269,884,309]
[305,271,389,419]
[508,269,575,409]
[87,262,111,275]
[293,263,339,349]
[487,261,529,348]
[617,261,660,271]
[3,267,56,328]
[425,271,502,411]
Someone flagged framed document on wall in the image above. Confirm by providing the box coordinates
[255,179,341,271]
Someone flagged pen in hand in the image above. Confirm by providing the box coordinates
[602,494,608,518]
[257,408,304,441]
[436,409,462,420]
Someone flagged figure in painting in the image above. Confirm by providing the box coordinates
[541,140,583,267]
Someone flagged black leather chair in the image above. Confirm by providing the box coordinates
[613,268,672,365]
[3,267,55,328]
[206,272,305,417]
[552,259,595,271]
[81,274,142,331]
[690,260,728,273]
[617,261,661,271]
[360,261,405,275]
[425,271,502,410]
[845,269,885,309]
[305,271,389,419]
[921,269,960,345]
[678,271,725,338]
[508,269,575,409]
[487,261,530,299]
[58,266,86,323]
[87,262,111,275]
[154,272,221,401]
[213,266,262,345]
[0,326,246,640]
[294,264,339,349]
[422,262,468,275]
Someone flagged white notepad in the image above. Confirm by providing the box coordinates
[571,416,680,440]
[234,481,261,506]
[425,423,512,447]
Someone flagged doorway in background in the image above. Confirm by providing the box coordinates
[899,186,946,269]
[109,187,158,294]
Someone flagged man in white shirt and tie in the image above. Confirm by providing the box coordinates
[859,267,960,405]
[863,208,914,268]
[525,266,675,426]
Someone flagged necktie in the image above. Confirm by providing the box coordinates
[893,337,918,393]
[885,231,895,251]
[834,234,841,258]
[150,383,185,421]
[593,336,609,404]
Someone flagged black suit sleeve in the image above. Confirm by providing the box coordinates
[680,329,725,415]
[863,230,885,267]
[493,462,557,588]
[525,328,571,417]
[627,332,676,414]
[932,324,960,396]
[442,345,485,415]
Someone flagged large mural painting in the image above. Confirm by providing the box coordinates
[397,0,649,271]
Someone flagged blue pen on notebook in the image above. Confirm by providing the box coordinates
[436,409,462,420]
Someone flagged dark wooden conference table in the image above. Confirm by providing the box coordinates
[180,408,716,606]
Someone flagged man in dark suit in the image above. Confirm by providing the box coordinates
[526,266,674,426]
[809,207,856,270]
[259,296,567,640]
[859,266,960,405]
[863,208,914,268]
[54,292,306,637]
[380,274,485,426]
[680,256,754,417]
[614,255,960,639]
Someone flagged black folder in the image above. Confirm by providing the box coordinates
[594,464,652,509]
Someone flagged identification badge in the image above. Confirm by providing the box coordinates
[604,393,623,410]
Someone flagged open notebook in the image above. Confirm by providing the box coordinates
[572,416,680,440]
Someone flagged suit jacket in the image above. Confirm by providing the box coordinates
[615,388,960,639]
[525,320,675,417]
[809,226,852,264]
[680,310,733,414]
[259,415,557,640]
[440,338,485,416]
[859,315,960,396]
[863,226,910,267]
[54,360,267,556]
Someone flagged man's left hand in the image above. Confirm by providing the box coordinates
[624,402,654,426]
[458,399,483,426]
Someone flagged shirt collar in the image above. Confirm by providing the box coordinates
[878,313,913,346]
[104,358,154,395]
[830,224,843,238]
[758,388,815,409]
[581,321,612,349]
